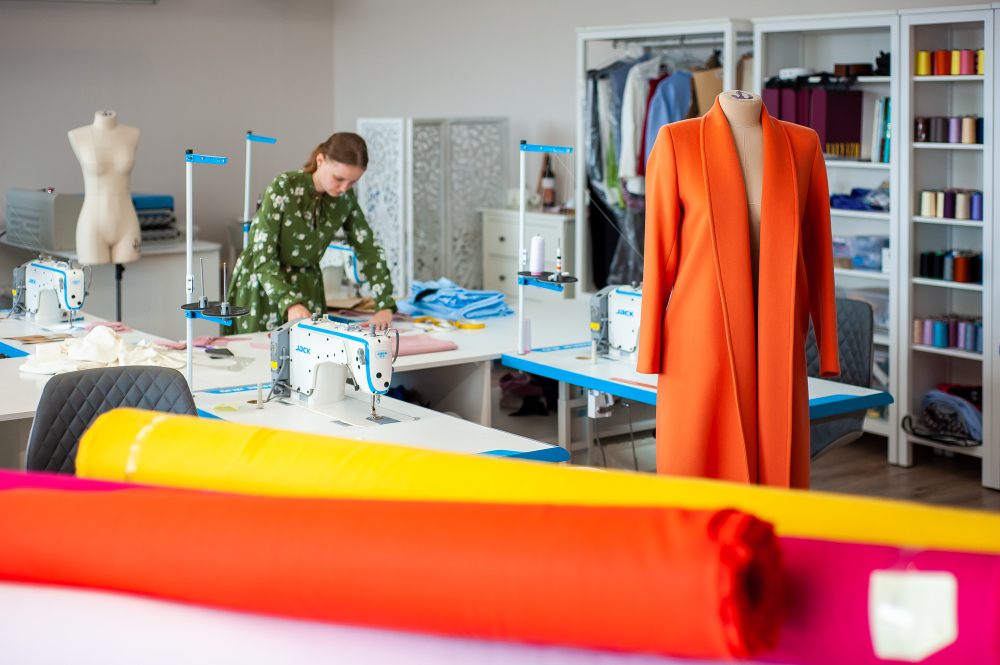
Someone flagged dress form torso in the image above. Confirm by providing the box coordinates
[717,91,763,302]
[68,110,141,265]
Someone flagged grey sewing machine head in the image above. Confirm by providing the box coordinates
[270,315,398,421]
[589,284,642,360]
[11,258,87,326]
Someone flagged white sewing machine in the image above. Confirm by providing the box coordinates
[270,316,396,419]
[589,284,642,361]
[11,258,87,326]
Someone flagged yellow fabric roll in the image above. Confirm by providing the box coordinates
[79,409,1000,554]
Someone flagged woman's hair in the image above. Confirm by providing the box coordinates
[303,132,369,173]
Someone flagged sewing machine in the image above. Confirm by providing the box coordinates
[4,189,83,252]
[11,258,86,326]
[270,316,397,420]
[589,284,642,360]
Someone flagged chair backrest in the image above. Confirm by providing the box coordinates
[25,366,197,474]
[805,297,874,389]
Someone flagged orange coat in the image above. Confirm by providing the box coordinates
[638,100,840,489]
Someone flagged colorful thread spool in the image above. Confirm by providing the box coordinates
[933,50,951,75]
[913,319,924,344]
[950,50,962,76]
[935,191,946,218]
[943,190,956,219]
[943,252,955,282]
[959,50,976,75]
[920,190,937,217]
[933,320,948,348]
[923,319,935,346]
[932,252,945,279]
[977,117,985,143]
[948,117,962,143]
[955,192,972,220]
[953,254,971,283]
[916,51,932,76]
[930,117,948,143]
[971,192,983,221]
[978,50,985,75]
[961,117,978,144]
[975,322,983,353]
[958,321,968,349]
[914,117,929,142]
[948,319,958,347]
[920,251,934,277]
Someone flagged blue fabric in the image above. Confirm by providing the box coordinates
[396,278,513,320]
[643,71,692,170]
[609,57,646,162]
[922,389,983,441]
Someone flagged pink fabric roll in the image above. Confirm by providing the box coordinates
[0,469,136,492]
[392,332,459,356]
[764,537,1000,665]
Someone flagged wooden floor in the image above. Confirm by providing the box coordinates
[811,434,1000,511]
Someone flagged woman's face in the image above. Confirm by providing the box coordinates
[314,154,365,197]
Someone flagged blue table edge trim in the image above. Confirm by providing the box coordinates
[0,341,29,359]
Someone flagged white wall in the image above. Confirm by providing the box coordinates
[0,0,335,255]
[332,0,955,199]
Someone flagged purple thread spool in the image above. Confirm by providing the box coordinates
[948,319,958,347]
[971,192,983,221]
[948,117,962,143]
[923,319,935,346]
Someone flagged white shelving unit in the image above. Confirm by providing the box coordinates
[899,6,995,487]
[753,12,902,455]
[574,18,753,295]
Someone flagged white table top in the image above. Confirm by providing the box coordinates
[500,345,894,420]
[1,237,221,258]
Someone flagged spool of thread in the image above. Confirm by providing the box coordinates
[966,322,976,351]
[960,50,976,75]
[961,116,977,144]
[935,191,946,218]
[913,318,924,344]
[923,319,935,346]
[943,190,957,218]
[943,252,955,281]
[957,321,968,349]
[529,235,545,275]
[916,51,932,76]
[973,254,983,283]
[933,50,951,75]
[955,191,972,220]
[930,117,948,143]
[932,252,945,279]
[914,117,930,142]
[948,318,958,347]
[971,192,983,220]
[950,50,962,75]
[977,117,984,143]
[933,320,949,348]
[953,254,971,283]
[920,190,937,217]
[975,322,983,353]
[948,117,962,143]
[920,251,934,277]
[978,49,985,75]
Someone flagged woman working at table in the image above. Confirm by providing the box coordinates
[229,133,396,333]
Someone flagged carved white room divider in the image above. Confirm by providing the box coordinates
[355,117,508,294]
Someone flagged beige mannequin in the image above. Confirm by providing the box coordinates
[717,90,763,302]
[68,110,141,265]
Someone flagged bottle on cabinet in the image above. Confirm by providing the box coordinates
[541,159,557,211]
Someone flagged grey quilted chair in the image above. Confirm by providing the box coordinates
[25,366,197,474]
[805,297,875,460]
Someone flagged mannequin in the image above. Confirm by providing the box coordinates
[68,111,141,265]
[718,91,763,303]
[638,91,839,489]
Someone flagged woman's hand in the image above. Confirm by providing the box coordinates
[368,309,393,331]
[286,303,312,321]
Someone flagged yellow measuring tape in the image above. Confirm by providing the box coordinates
[412,316,485,331]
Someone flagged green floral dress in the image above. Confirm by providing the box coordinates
[229,171,396,333]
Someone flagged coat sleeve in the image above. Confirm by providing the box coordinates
[342,192,397,312]
[637,125,681,375]
[251,179,306,317]
[802,137,840,378]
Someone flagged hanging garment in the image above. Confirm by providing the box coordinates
[637,72,672,176]
[606,207,645,286]
[608,57,646,163]
[618,55,670,195]
[596,78,623,208]
[638,100,839,489]
[643,71,693,171]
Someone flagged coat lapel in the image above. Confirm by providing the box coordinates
[700,100,757,482]
[756,106,799,486]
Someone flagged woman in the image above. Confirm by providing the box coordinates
[229,133,395,333]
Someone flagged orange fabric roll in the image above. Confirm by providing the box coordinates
[0,489,785,660]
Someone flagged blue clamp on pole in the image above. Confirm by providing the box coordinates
[518,276,565,292]
[519,143,573,154]
[185,310,234,326]
[185,154,228,165]
[246,134,277,144]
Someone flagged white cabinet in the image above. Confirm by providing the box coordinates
[479,208,575,301]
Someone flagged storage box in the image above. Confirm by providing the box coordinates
[849,236,890,271]
[838,286,889,332]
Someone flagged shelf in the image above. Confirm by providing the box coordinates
[913,75,985,82]
[911,277,983,291]
[824,159,891,169]
[908,434,983,458]
[830,209,891,220]
[864,417,891,437]
[912,344,982,361]
[873,333,891,346]
[834,268,891,281]
[912,216,983,228]
[853,76,892,84]
[913,143,984,151]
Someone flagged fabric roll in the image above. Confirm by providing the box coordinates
[763,537,1000,665]
[920,190,937,217]
[923,319,935,346]
[955,191,972,220]
[915,51,932,76]
[930,117,948,143]
[914,117,930,141]
[959,49,976,75]
[933,50,951,75]
[943,190,956,218]
[76,410,1000,553]
[961,117,977,144]
[972,192,984,220]
[0,469,134,492]
[948,117,962,143]
[933,320,948,348]
[0,488,785,660]
[950,50,962,75]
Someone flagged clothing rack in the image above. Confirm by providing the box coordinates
[611,34,753,50]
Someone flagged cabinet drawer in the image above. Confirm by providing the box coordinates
[484,255,567,302]
[483,220,566,261]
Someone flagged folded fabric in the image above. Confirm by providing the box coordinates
[922,389,983,441]
[396,278,512,320]
[78,410,1000,554]
[391,332,458,356]
[19,326,185,375]
[765,537,1000,665]
[0,488,784,660]
[83,321,133,333]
